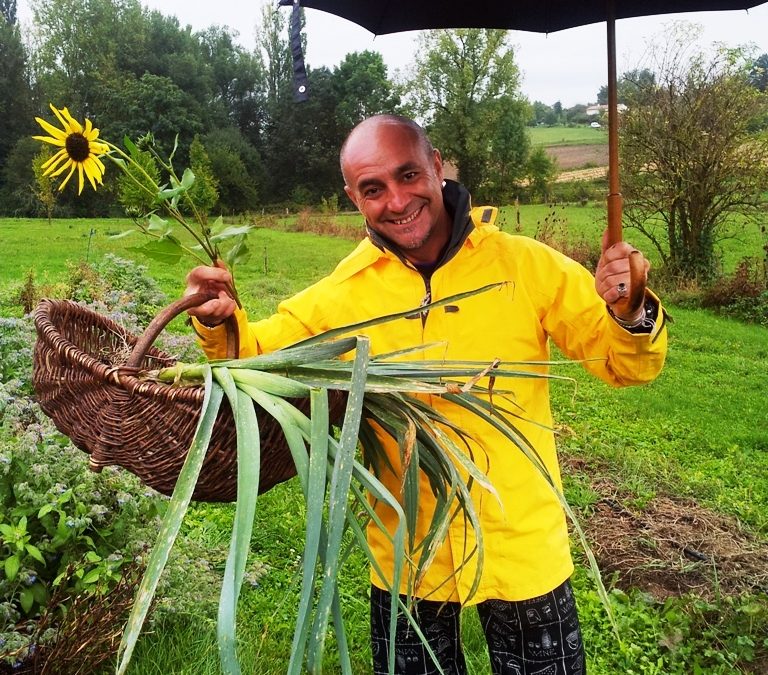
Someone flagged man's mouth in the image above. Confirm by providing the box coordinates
[391,206,422,225]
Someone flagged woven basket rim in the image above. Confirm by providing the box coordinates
[33,298,205,405]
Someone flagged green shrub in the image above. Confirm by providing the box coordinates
[0,377,161,668]
[0,259,201,670]
[701,257,768,326]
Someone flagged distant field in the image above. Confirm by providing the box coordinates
[528,125,608,146]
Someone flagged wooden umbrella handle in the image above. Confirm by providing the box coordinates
[606,7,646,318]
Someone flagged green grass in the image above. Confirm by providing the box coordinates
[1,216,767,673]
[528,125,608,147]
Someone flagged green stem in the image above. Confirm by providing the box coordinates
[105,142,218,263]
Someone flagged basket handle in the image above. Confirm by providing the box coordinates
[126,293,240,368]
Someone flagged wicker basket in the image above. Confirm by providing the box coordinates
[32,295,344,502]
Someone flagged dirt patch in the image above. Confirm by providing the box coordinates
[565,456,768,601]
[545,144,609,170]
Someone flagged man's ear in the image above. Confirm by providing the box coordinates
[344,185,359,209]
[432,149,444,183]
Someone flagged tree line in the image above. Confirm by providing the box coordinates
[0,0,555,217]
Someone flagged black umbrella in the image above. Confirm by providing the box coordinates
[280,0,765,312]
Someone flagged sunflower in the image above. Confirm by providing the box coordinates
[33,104,110,194]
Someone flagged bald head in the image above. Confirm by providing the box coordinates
[340,115,434,184]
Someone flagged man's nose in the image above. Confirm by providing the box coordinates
[386,185,410,213]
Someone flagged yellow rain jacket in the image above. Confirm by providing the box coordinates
[196,181,668,605]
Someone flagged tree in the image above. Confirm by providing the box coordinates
[97,73,204,159]
[31,0,143,112]
[1,0,16,23]
[525,145,556,203]
[564,104,588,125]
[620,28,768,280]
[748,53,768,91]
[333,50,400,131]
[203,127,263,214]
[597,68,656,105]
[530,101,551,126]
[32,147,57,223]
[481,96,531,203]
[408,29,527,193]
[187,135,219,219]
[0,5,33,178]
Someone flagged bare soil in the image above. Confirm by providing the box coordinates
[546,144,609,170]
[565,456,768,601]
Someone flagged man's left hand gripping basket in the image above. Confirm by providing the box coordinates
[32,294,319,502]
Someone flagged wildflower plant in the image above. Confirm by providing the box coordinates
[33,104,252,278]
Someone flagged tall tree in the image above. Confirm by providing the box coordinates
[198,26,266,139]
[203,127,264,213]
[255,3,300,202]
[621,28,768,280]
[483,96,531,203]
[30,0,142,112]
[0,4,32,179]
[333,50,400,131]
[408,29,527,193]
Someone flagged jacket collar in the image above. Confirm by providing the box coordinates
[365,179,474,272]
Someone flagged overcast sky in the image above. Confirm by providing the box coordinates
[16,0,768,106]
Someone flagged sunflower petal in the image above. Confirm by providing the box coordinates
[91,141,109,155]
[58,164,76,191]
[93,154,106,174]
[49,159,74,178]
[34,117,67,140]
[32,134,65,148]
[41,150,68,173]
[84,157,104,186]
[84,161,98,191]
[50,105,73,133]
[77,163,85,194]
[60,107,84,134]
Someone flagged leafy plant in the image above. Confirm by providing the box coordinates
[0,376,161,669]
[32,105,253,279]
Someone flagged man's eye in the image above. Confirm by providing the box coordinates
[364,187,380,197]
[403,172,418,181]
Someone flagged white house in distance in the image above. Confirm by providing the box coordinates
[586,103,628,116]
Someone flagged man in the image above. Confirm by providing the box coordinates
[185,115,667,674]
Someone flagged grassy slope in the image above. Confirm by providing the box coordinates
[1,216,766,673]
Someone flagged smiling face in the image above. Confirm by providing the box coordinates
[342,118,451,266]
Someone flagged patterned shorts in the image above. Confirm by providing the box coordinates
[370,579,585,675]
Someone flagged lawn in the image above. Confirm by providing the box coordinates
[1,214,766,673]
[528,125,608,146]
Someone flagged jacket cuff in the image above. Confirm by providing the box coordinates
[192,307,251,359]
[607,289,667,342]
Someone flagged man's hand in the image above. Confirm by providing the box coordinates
[184,261,237,327]
[594,230,650,323]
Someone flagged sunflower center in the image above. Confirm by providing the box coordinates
[65,133,91,162]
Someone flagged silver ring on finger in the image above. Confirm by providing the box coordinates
[616,282,628,298]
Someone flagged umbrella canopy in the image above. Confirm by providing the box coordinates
[284,0,764,35]
[282,0,764,311]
